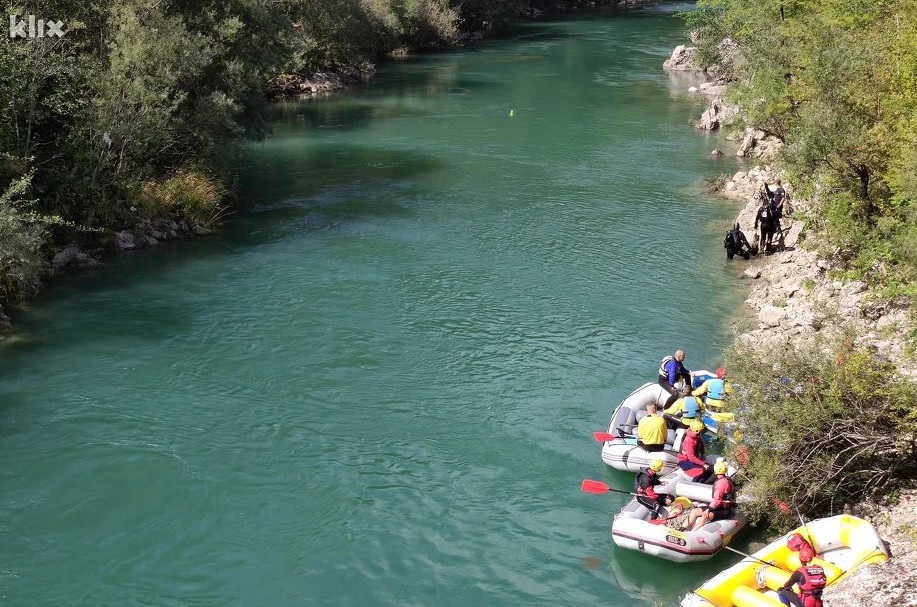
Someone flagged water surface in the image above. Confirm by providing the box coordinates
[1,6,753,607]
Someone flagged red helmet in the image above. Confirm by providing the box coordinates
[799,546,815,564]
[716,367,727,379]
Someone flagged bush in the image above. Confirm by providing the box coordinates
[0,172,46,304]
[137,170,229,228]
[723,337,917,526]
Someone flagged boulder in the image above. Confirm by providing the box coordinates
[116,230,136,250]
[663,45,699,71]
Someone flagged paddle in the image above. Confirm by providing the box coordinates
[581,479,637,497]
[593,431,621,442]
[721,544,790,571]
[795,506,818,554]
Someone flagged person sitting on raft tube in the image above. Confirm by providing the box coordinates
[658,350,691,408]
[677,419,711,482]
[692,367,732,414]
[689,460,735,531]
[778,546,827,607]
[663,386,706,430]
[635,458,672,518]
[637,402,667,452]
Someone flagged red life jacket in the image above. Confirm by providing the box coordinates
[788,532,814,554]
[798,564,827,596]
[677,431,705,464]
[711,476,735,508]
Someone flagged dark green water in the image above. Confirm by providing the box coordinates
[1,5,754,607]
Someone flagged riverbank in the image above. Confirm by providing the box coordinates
[0,0,672,339]
[664,39,917,607]
[664,42,917,378]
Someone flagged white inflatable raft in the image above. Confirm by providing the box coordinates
[611,461,748,563]
[599,382,687,473]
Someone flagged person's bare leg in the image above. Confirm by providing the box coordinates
[691,511,712,532]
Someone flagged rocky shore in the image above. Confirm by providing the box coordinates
[664,41,917,606]
[664,43,916,380]
[0,217,215,333]
[265,64,376,100]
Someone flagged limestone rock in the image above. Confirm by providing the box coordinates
[742,268,762,279]
[663,45,698,71]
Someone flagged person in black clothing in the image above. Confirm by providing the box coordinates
[724,222,755,260]
[634,458,673,517]
[754,194,780,253]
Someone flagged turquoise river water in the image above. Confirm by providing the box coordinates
[1,4,760,607]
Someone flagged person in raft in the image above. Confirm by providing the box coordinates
[658,350,691,408]
[637,402,668,452]
[635,458,673,517]
[663,385,706,430]
[677,419,711,482]
[777,545,827,607]
[692,367,732,414]
[689,460,734,531]
[661,497,694,531]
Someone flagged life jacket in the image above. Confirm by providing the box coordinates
[787,533,814,554]
[712,476,735,507]
[677,430,705,463]
[760,203,772,221]
[707,379,726,401]
[682,396,700,418]
[659,356,676,380]
[797,564,827,596]
[724,230,736,249]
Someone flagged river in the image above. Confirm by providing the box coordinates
[1,4,753,606]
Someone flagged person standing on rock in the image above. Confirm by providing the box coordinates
[772,179,789,248]
[754,194,780,254]
[658,350,691,407]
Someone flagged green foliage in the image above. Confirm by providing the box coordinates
[0,170,46,303]
[724,338,917,525]
[689,0,917,297]
[137,170,229,227]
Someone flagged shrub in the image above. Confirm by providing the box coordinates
[723,336,917,526]
[0,172,46,304]
[138,170,229,228]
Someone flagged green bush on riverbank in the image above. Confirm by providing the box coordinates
[724,337,917,526]
[686,0,917,300]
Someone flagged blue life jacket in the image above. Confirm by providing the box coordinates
[682,397,699,418]
[707,379,726,401]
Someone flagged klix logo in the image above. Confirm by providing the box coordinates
[9,14,66,38]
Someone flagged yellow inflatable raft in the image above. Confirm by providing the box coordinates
[680,514,888,607]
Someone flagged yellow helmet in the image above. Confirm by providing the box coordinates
[649,458,665,473]
[714,460,728,475]
[690,419,706,433]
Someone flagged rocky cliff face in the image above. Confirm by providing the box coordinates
[717,168,916,381]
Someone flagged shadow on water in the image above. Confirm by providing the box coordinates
[266,76,498,132]
[0,141,448,348]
